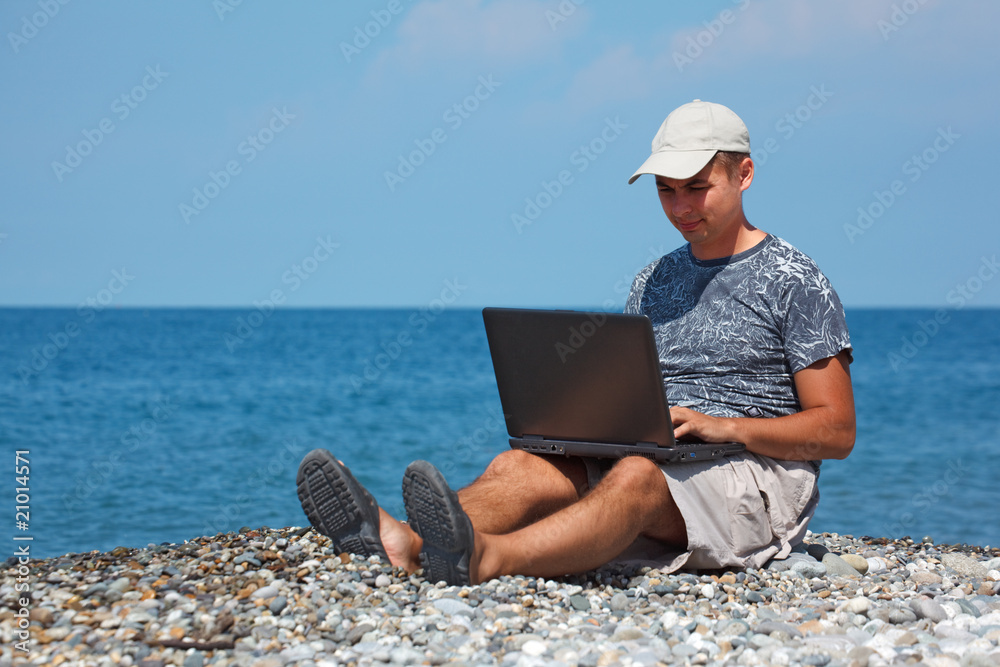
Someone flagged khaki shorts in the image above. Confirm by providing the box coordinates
[583,453,819,572]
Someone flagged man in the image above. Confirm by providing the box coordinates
[296,100,855,585]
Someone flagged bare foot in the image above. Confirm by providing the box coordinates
[377,509,422,573]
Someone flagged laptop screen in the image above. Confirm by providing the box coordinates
[482,308,676,447]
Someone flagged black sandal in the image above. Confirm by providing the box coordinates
[402,460,474,586]
[296,449,388,561]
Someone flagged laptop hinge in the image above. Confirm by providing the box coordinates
[523,435,544,441]
[635,442,658,448]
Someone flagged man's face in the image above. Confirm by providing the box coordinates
[654,157,751,250]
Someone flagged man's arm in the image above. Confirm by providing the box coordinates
[670,350,855,460]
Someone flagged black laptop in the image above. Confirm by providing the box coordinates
[482,307,745,464]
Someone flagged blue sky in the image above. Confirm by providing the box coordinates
[2,0,998,308]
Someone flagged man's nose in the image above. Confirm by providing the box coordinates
[672,192,693,217]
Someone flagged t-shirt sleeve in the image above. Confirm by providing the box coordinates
[624,260,657,315]
[781,269,853,373]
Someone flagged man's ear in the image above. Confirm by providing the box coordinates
[739,156,754,192]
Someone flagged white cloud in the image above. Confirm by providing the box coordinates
[562,45,657,111]
[668,0,952,61]
[513,44,668,125]
[371,0,589,73]
[666,0,878,64]
[360,0,993,127]
[531,0,974,116]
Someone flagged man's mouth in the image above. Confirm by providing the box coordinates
[677,219,701,232]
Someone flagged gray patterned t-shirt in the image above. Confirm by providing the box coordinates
[625,235,851,419]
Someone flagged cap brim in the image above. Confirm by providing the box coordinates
[627,149,717,184]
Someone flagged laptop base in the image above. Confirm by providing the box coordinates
[510,438,746,464]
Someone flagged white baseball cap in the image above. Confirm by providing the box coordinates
[628,100,750,184]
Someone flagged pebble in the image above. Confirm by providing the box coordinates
[432,597,474,616]
[756,620,802,639]
[955,598,982,617]
[389,646,424,664]
[232,552,261,567]
[612,626,646,642]
[521,639,547,656]
[911,597,949,622]
[268,595,287,614]
[791,558,827,579]
[865,556,887,574]
[911,570,943,585]
[804,543,831,560]
[29,607,54,626]
[280,644,315,661]
[250,584,280,599]
[888,607,918,624]
[943,552,988,578]
[3,528,999,667]
[842,596,871,614]
[840,553,869,574]
[822,552,861,578]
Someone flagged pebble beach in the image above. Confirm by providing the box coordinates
[3,528,999,667]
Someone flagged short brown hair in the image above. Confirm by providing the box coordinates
[711,151,750,182]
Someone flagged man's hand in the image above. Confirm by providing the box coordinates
[668,351,856,461]
[671,406,735,443]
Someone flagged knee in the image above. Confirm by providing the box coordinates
[483,449,567,482]
[483,450,583,497]
[482,449,536,478]
[603,456,668,496]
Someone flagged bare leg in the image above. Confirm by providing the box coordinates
[377,509,423,573]
[457,449,589,534]
[471,456,686,582]
[380,450,586,571]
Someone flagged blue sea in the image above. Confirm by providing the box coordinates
[1,307,998,560]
